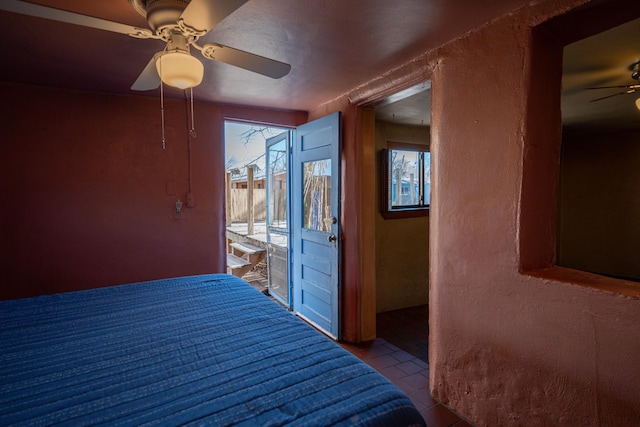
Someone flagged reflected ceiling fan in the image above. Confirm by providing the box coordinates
[587,60,640,102]
[0,0,291,90]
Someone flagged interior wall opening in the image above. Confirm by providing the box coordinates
[371,81,431,362]
[557,16,640,283]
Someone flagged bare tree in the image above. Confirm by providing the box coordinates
[240,126,280,146]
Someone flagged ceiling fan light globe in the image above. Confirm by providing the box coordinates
[156,51,204,89]
[635,97,640,111]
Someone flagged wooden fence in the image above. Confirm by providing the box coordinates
[227,189,287,223]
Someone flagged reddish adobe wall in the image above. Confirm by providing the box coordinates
[321,0,640,422]
[0,83,306,300]
[429,1,640,425]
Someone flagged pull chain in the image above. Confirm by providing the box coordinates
[158,50,167,150]
[189,87,197,139]
[160,74,166,150]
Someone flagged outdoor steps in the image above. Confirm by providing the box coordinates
[230,242,266,265]
[227,253,253,278]
[226,242,266,278]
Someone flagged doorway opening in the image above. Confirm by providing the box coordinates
[224,121,291,303]
[225,114,343,339]
[371,81,431,362]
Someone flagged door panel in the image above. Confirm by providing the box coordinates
[292,112,341,339]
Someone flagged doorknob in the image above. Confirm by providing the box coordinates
[327,234,337,242]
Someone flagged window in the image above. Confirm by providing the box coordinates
[380,142,430,219]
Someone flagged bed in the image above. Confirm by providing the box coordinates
[0,274,426,426]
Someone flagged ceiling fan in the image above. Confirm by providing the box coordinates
[0,0,291,91]
[587,60,640,102]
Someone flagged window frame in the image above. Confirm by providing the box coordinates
[380,141,430,219]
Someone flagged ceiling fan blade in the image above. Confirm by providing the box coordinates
[589,89,636,102]
[179,0,249,33]
[202,44,291,79]
[0,0,140,35]
[586,84,640,90]
[131,54,161,91]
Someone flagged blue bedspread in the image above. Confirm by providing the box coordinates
[0,274,425,426]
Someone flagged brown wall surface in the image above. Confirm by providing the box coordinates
[0,83,306,300]
[558,131,640,281]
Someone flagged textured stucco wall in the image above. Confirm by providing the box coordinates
[429,1,640,425]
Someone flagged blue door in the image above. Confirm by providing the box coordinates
[292,112,341,339]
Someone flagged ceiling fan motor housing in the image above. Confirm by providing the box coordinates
[129,0,191,32]
[166,31,191,53]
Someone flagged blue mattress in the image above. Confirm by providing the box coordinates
[0,274,425,426]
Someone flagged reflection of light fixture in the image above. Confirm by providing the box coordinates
[156,50,204,89]
[635,97,640,111]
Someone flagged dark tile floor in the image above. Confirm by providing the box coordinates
[376,305,429,363]
[339,306,473,426]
